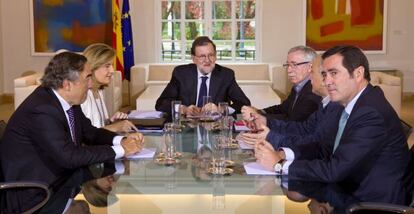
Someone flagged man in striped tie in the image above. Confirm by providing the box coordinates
[0,51,145,212]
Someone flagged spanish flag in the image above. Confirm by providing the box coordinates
[112,0,124,78]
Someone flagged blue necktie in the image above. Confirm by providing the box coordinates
[333,110,349,153]
[197,76,208,107]
[66,107,77,145]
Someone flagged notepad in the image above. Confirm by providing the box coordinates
[234,121,250,132]
[128,110,163,119]
[238,140,254,150]
[243,162,277,175]
[127,148,156,159]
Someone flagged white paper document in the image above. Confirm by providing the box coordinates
[128,110,163,119]
[238,140,254,150]
[234,123,250,132]
[243,162,277,175]
[127,148,156,159]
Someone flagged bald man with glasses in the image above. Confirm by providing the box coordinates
[156,36,250,118]
[242,45,321,122]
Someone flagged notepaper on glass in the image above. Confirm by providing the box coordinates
[127,148,156,159]
[243,162,277,175]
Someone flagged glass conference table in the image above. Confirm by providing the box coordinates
[49,121,316,213]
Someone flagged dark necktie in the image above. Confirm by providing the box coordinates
[197,76,208,107]
[291,85,300,110]
[66,107,77,145]
[333,110,349,153]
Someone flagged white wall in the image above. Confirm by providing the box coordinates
[1,0,413,94]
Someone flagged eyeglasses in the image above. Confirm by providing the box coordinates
[282,61,310,69]
[195,54,216,62]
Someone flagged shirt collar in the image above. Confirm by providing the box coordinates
[321,96,331,108]
[294,77,310,93]
[344,86,367,115]
[197,68,212,79]
[52,89,71,111]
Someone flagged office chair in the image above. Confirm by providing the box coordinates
[0,120,51,213]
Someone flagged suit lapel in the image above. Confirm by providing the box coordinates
[209,65,221,103]
[189,64,198,104]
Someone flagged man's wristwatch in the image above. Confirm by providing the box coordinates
[274,159,285,174]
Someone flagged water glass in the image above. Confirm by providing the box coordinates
[202,96,212,116]
[164,123,176,162]
[218,102,229,118]
[171,100,181,128]
[212,135,226,174]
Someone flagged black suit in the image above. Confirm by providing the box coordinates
[263,80,321,121]
[155,63,250,115]
[288,84,410,204]
[0,86,118,211]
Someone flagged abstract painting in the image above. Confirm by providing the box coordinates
[30,0,112,55]
[306,0,387,52]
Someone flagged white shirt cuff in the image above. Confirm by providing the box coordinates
[282,160,292,175]
[280,147,295,161]
[115,160,125,174]
[112,135,124,145]
[112,145,125,159]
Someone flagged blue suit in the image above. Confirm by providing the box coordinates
[287,84,410,204]
[266,101,343,148]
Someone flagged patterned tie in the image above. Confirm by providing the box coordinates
[66,107,77,145]
[197,76,208,107]
[333,110,349,153]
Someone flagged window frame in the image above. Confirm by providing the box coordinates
[155,0,262,62]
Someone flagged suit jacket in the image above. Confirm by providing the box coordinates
[266,101,344,148]
[0,86,118,211]
[262,80,321,121]
[288,84,410,205]
[155,63,250,115]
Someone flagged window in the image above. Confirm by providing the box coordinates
[158,0,260,62]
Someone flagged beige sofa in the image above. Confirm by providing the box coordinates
[13,71,123,116]
[270,68,402,116]
[370,71,402,115]
[130,63,282,111]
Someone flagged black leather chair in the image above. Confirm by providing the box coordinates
[0,120,51,213]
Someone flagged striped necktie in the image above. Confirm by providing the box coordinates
[66,107,77,145]
[333,110,349,153]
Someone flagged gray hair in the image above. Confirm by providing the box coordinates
[288,45,317,62]
[41,52,87,89]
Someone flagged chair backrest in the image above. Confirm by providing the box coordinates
[0,120,51,213]
[401,119,413,140]
[0,120,6,140]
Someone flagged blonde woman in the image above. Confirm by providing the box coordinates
[82,43,136,132]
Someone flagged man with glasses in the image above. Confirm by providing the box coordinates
[156,36,250,117]
[242,46,321,122]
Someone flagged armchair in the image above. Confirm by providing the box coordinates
[370,71,402,116]
[13,71,43,109]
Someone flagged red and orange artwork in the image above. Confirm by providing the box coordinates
[306,0,385,51]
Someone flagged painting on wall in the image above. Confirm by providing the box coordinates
[30,0,112,55]
[305,0,387,53]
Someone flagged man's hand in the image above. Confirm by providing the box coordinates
[202,103,218,114]
[104,120,137,133]
[254,140,284,171]
[237,125,270,145]
[110,111,128,122]
[241,106,259,120]
[184,105,201,117]
[121,133,145,157]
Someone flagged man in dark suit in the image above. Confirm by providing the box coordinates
[255,46,410,204]
[0,52,144,212]
[242,46,321,122]
[238,55,342,148]
[155,36,250,117]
